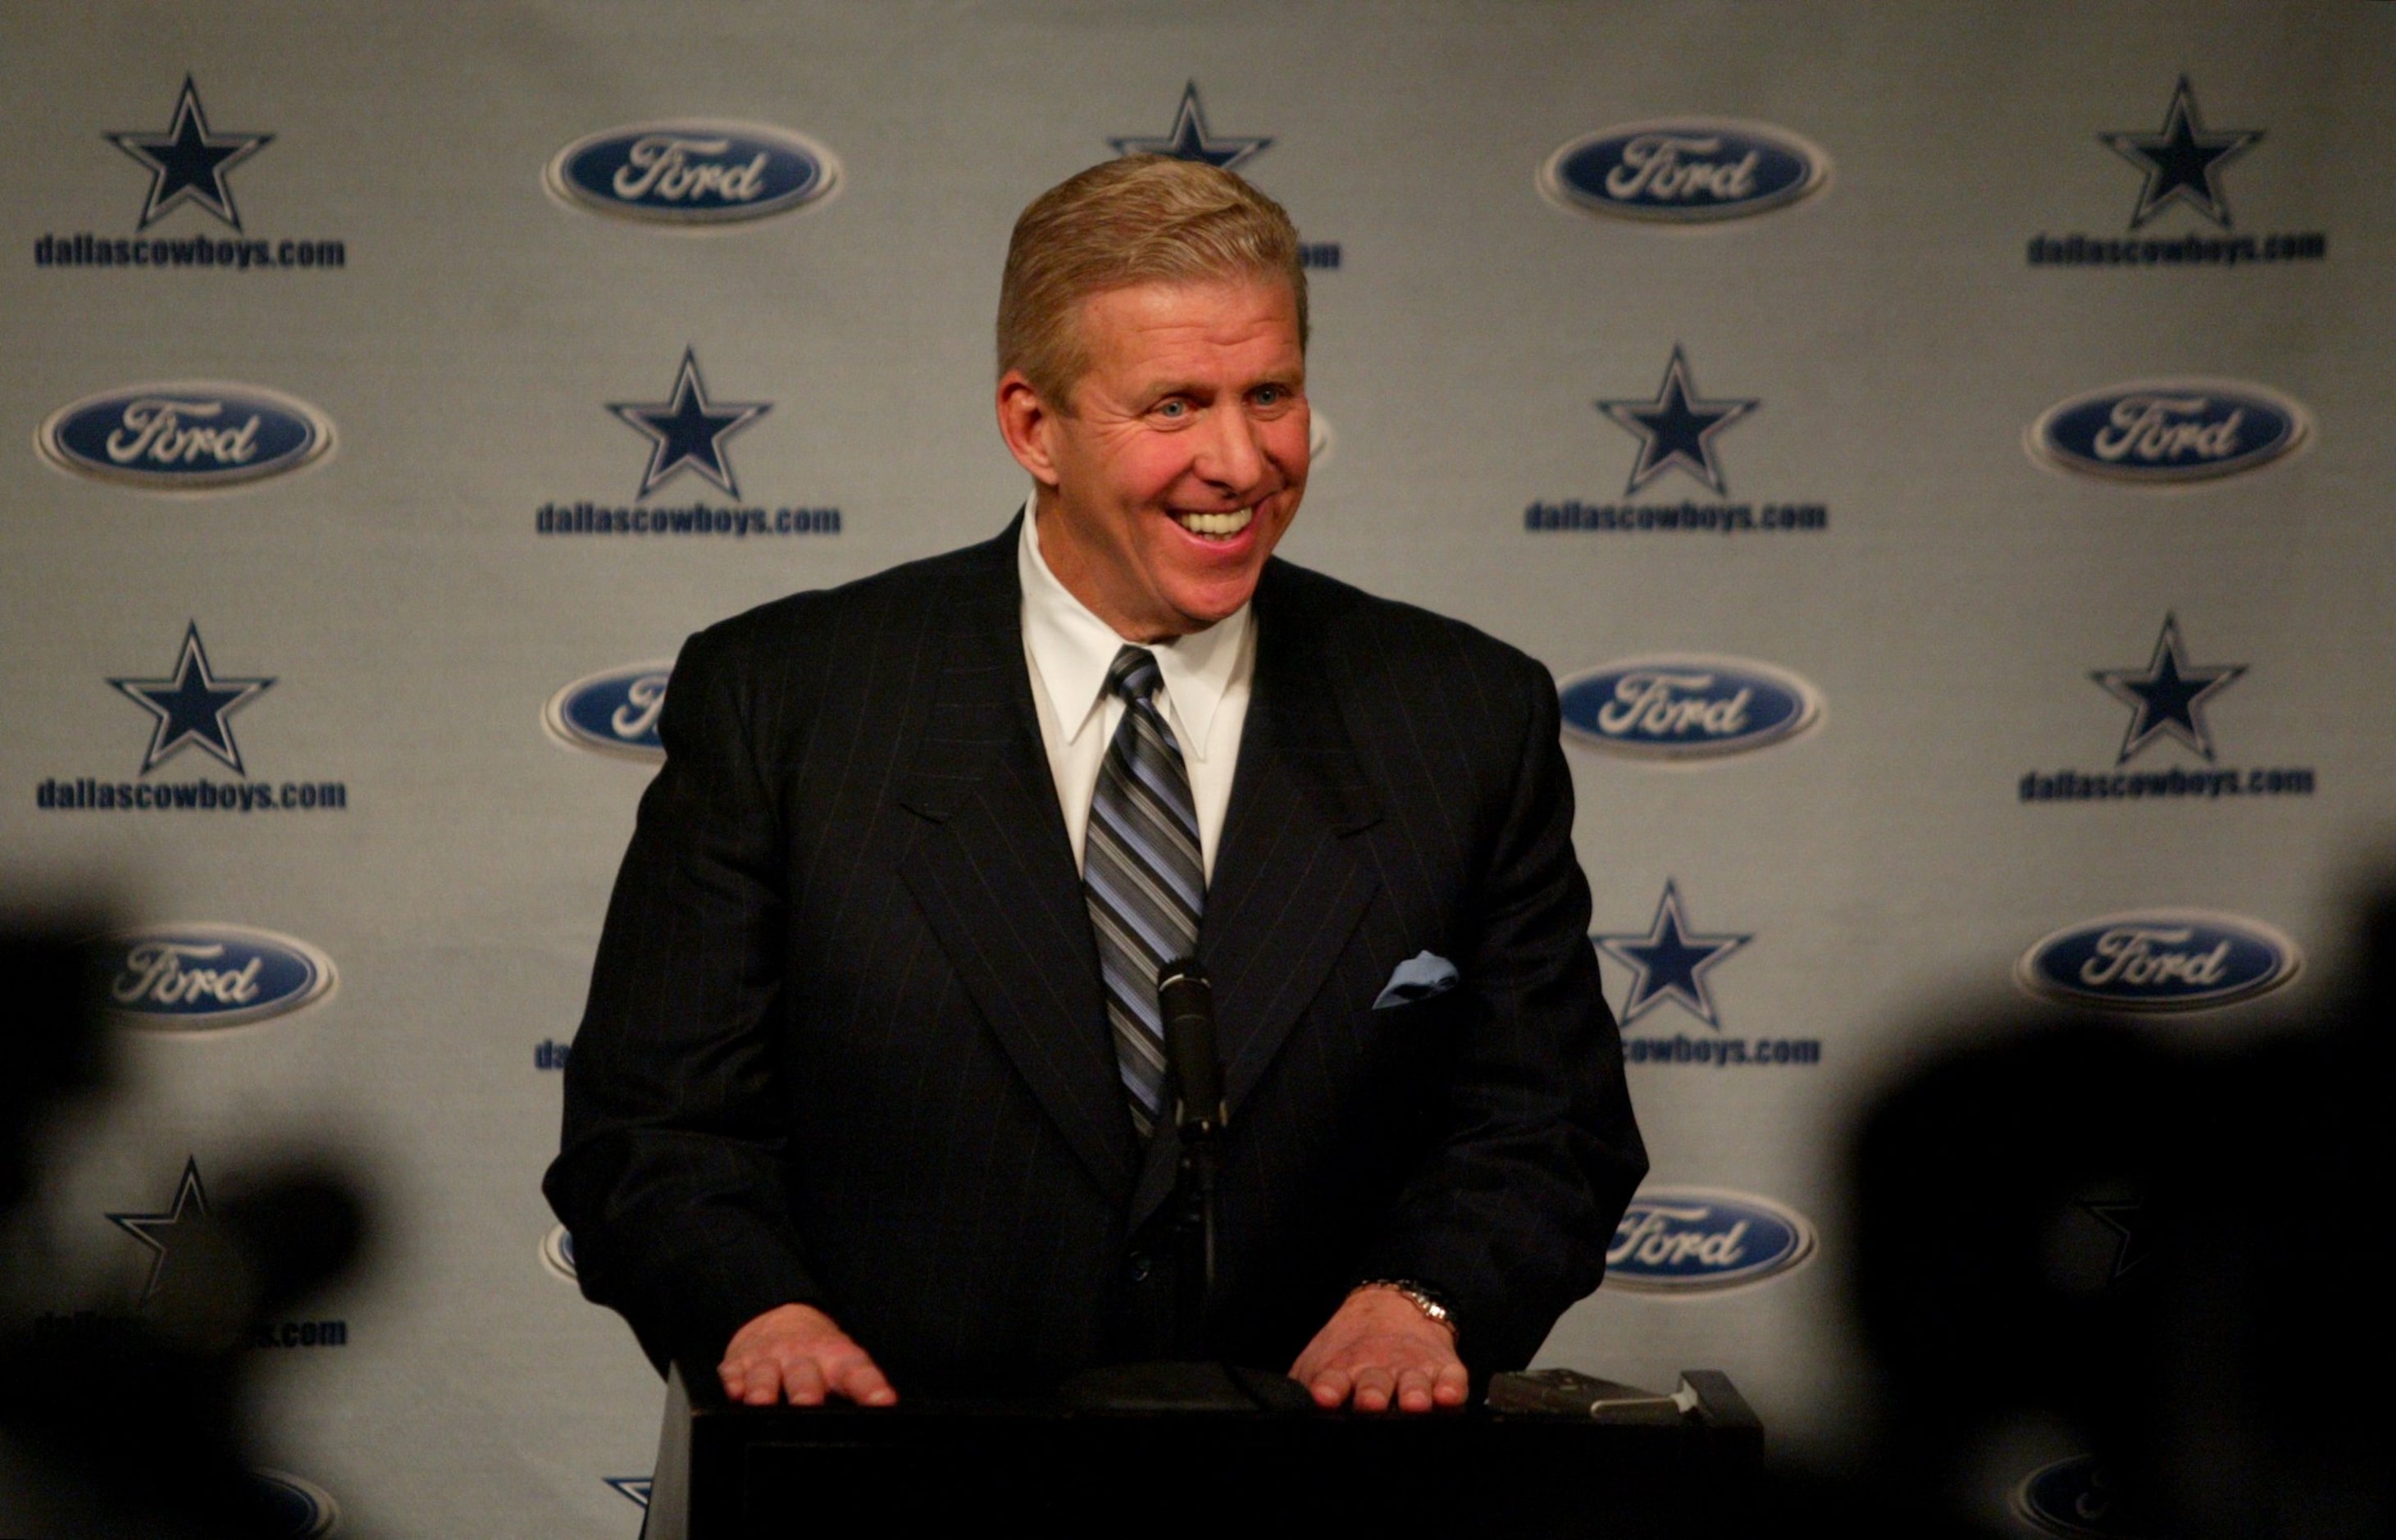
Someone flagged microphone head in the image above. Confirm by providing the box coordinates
[1158,957,1207,996]
[1156,959,1225,1132]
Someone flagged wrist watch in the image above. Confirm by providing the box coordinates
[1354,1278,1459,1342]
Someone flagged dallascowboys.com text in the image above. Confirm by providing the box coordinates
[2025,230,2326,267]
[34,233,347,270]
[2020,765,2315,802]
[536,501,841,537]
[36,777,348,812]
[1623,1034,1821,1068]
[1524,500,1827,535]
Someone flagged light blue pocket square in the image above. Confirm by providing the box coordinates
[1373,951,1460,1009]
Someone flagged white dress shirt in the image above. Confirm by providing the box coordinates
[1017,497,1255,882]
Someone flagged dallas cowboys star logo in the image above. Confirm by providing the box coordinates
[106,76,272,232]
[107,1156,208,1304]
[2082,1197,2148,1284]
[1597,346,1756,496]
[604,1478,653,1510]
[2099,76,2261,230]
[1109,81,1272,170]
[111,622,275,775]
[1594,881,1751,1029]
[609,349,771,499]
[2092,613,2243,764]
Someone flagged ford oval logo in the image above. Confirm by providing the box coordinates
[38,380,335,492]
[546,120,840,225]
[247,1469,339,1540]
[1606,1187,1815,1292]
[544,661,672,760]
[106,924,337,1030]
[2028,378,2309,485]
[541,1224,578,1282]
[1559,655,1821,761]
[2013,1456,2136,1539]
[1541,118,1830,222]
[2016,909,2301,1011]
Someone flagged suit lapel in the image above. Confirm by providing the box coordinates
[1128,563,1383,1228]
[896,524,1138,1209]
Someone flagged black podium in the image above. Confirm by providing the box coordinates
[641,1362,1761,1538]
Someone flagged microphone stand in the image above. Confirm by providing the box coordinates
[1171,1069,1222,1360]
[1060,962,1308,1414]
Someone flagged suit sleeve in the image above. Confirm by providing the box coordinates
[542,623,826,1372]
[1353,656,1647,1371]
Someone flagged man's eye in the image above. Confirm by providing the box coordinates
[1254,387,1282,407]
[1155,400,1188,419]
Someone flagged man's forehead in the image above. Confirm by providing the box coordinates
[1082,271,1293,310]
[1079,279,1304,371]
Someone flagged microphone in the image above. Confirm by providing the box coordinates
[1157,958,1226,1137]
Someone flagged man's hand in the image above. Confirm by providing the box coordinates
[717,1302,897,1407]
[1289,1285,1468,1413]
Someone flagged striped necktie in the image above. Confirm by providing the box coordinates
[1083,645,1204,1137]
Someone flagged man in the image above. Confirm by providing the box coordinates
[545,156,1644,1416]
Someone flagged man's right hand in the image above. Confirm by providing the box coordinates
[717,1302,898,1406]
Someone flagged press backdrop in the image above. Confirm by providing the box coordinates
[3,2,2391,1535]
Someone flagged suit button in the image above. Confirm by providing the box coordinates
[1126,1252,1153,1283]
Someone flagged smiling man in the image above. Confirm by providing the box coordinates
[547,157,1645,1417]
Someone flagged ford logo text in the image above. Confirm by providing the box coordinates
[39,381,335,491]
[105,923,337,1029]
[1606,1187,1815,1292]
[2013,1455,2136,1539]
[1560,655,1821,760]
[2028,379,2309,485]
[1541,118,1830,222]
[546,121,840,224]
[545,661,672,760]
[2016,909,2301,1011]
[248,1470,339,1540]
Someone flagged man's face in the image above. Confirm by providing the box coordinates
[1009,276,1309,641]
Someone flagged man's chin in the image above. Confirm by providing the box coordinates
[1156,585,1260,637]
[1153,535,1281,622]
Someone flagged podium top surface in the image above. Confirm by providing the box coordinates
[650,1361,1761,1538]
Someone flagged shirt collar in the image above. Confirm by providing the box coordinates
[1017,494,1251,760]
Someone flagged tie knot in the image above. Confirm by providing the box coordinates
[1105,645,1164,706]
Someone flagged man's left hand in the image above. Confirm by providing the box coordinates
[1289,1285,1469,1412]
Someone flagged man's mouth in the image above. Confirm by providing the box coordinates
[1171,506,1256,540]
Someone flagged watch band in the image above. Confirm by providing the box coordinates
[1354,1278,1459,1342]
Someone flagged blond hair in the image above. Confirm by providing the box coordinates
[997,155,1308,406]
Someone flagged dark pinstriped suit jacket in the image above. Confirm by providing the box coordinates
[544,519,1645,1387]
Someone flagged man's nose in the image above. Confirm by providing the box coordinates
[1191,405,1267,493]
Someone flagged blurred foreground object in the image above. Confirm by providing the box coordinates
[0,923,114,1211]
[1830,888,2396,1538]
[0,918,370,1539]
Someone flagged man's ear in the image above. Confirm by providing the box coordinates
[995,370,1064,488]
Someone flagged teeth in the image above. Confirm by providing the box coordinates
[1176,507,1255,538]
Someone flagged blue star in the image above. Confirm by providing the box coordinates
[1597,346,1756,496]
[1594,881,1751,1029]
[609,348,770,499]
[111,622,274,775]
[2100,77,2260,230]
[106,76,272,232]
[1109,82,1272,171]
[107,1156,208,1305]
[2082,1197,2147,1284]
[604,1478,653,1510]
[2092,613,2243,764]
